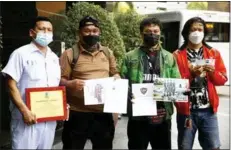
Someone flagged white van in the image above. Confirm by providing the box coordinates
[148,10,230,85]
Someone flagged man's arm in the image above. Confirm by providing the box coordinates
[7,76,36,125]
[2,50,36,125]
[108,51,120,78]
[120,55,135,118]
[60,77,85,91]
[59,50,85,90]
[207,50,227,85]
[120,55,129,79]
[120,55,132,99]
[108,52,121,126]
[170,56,181,79]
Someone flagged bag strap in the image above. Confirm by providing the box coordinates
[101,46,111,60]
[71,44,79,70]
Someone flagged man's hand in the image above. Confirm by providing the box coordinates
[190,65,204,75]
[7,77,37,125]
[128,87,135,104]
[130,93,136,104]
[61,78,85,91]
[65,104,70,121]
[183,89,191,96]
[22,109,37,125]
[70,79,85,91]
[113,74,121,80]
[203,65,215,73]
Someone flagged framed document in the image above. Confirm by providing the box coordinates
[26,86,67,122]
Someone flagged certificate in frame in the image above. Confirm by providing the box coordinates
[26,86,67,122]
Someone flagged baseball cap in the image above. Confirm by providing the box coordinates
[79,16,99,29]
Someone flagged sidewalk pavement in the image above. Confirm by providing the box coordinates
[216,85,229,97]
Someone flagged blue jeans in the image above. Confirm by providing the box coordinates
[177,108,220,150]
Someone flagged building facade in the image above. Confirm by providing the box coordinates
[133,1,230,14]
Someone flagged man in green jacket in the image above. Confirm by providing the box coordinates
[120,17,181,150]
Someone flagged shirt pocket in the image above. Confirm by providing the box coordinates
[49,59,61,83]
[24,60,44,81]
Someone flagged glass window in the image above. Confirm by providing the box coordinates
[162,22,180,53]
[205,22,230,42]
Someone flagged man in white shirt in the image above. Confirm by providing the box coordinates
[2,16,61,149]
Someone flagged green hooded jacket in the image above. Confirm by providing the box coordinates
[120,47,181,120]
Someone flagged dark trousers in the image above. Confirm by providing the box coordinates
[127,118,171,150]
[62,111,115,149]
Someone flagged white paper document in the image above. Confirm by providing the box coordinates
[132,83,154,98]
[193,59,215,66]
[103,79,128,114]
[84,78,114,105]
[132,83,157,116]
[132,98,157,116]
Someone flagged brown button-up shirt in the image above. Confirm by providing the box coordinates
[59,42,118,112]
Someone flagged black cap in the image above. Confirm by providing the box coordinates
[79,16,99,30]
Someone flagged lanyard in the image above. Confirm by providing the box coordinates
[146,55,154,82]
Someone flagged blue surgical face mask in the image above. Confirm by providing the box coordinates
[34,31,53,47]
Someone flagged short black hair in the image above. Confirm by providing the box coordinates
[79,16,99,30]
[31,16,52,29]
[140,17,162,33]
[180,17,211,50]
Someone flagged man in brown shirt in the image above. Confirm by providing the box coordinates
[60,16,120,149]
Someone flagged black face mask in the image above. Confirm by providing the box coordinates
[82,35,100,47]
[143,34,160,47]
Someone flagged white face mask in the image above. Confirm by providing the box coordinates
[34,32,53,47]
[188,31,204,45]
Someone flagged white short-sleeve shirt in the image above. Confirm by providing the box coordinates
[2,42,61,119]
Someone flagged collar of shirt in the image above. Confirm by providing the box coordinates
[187,46,203,56]
[140,45,159,57]
[29,42,53,56]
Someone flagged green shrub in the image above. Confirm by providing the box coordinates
[61,2,126,66]
[114,11,146,52]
